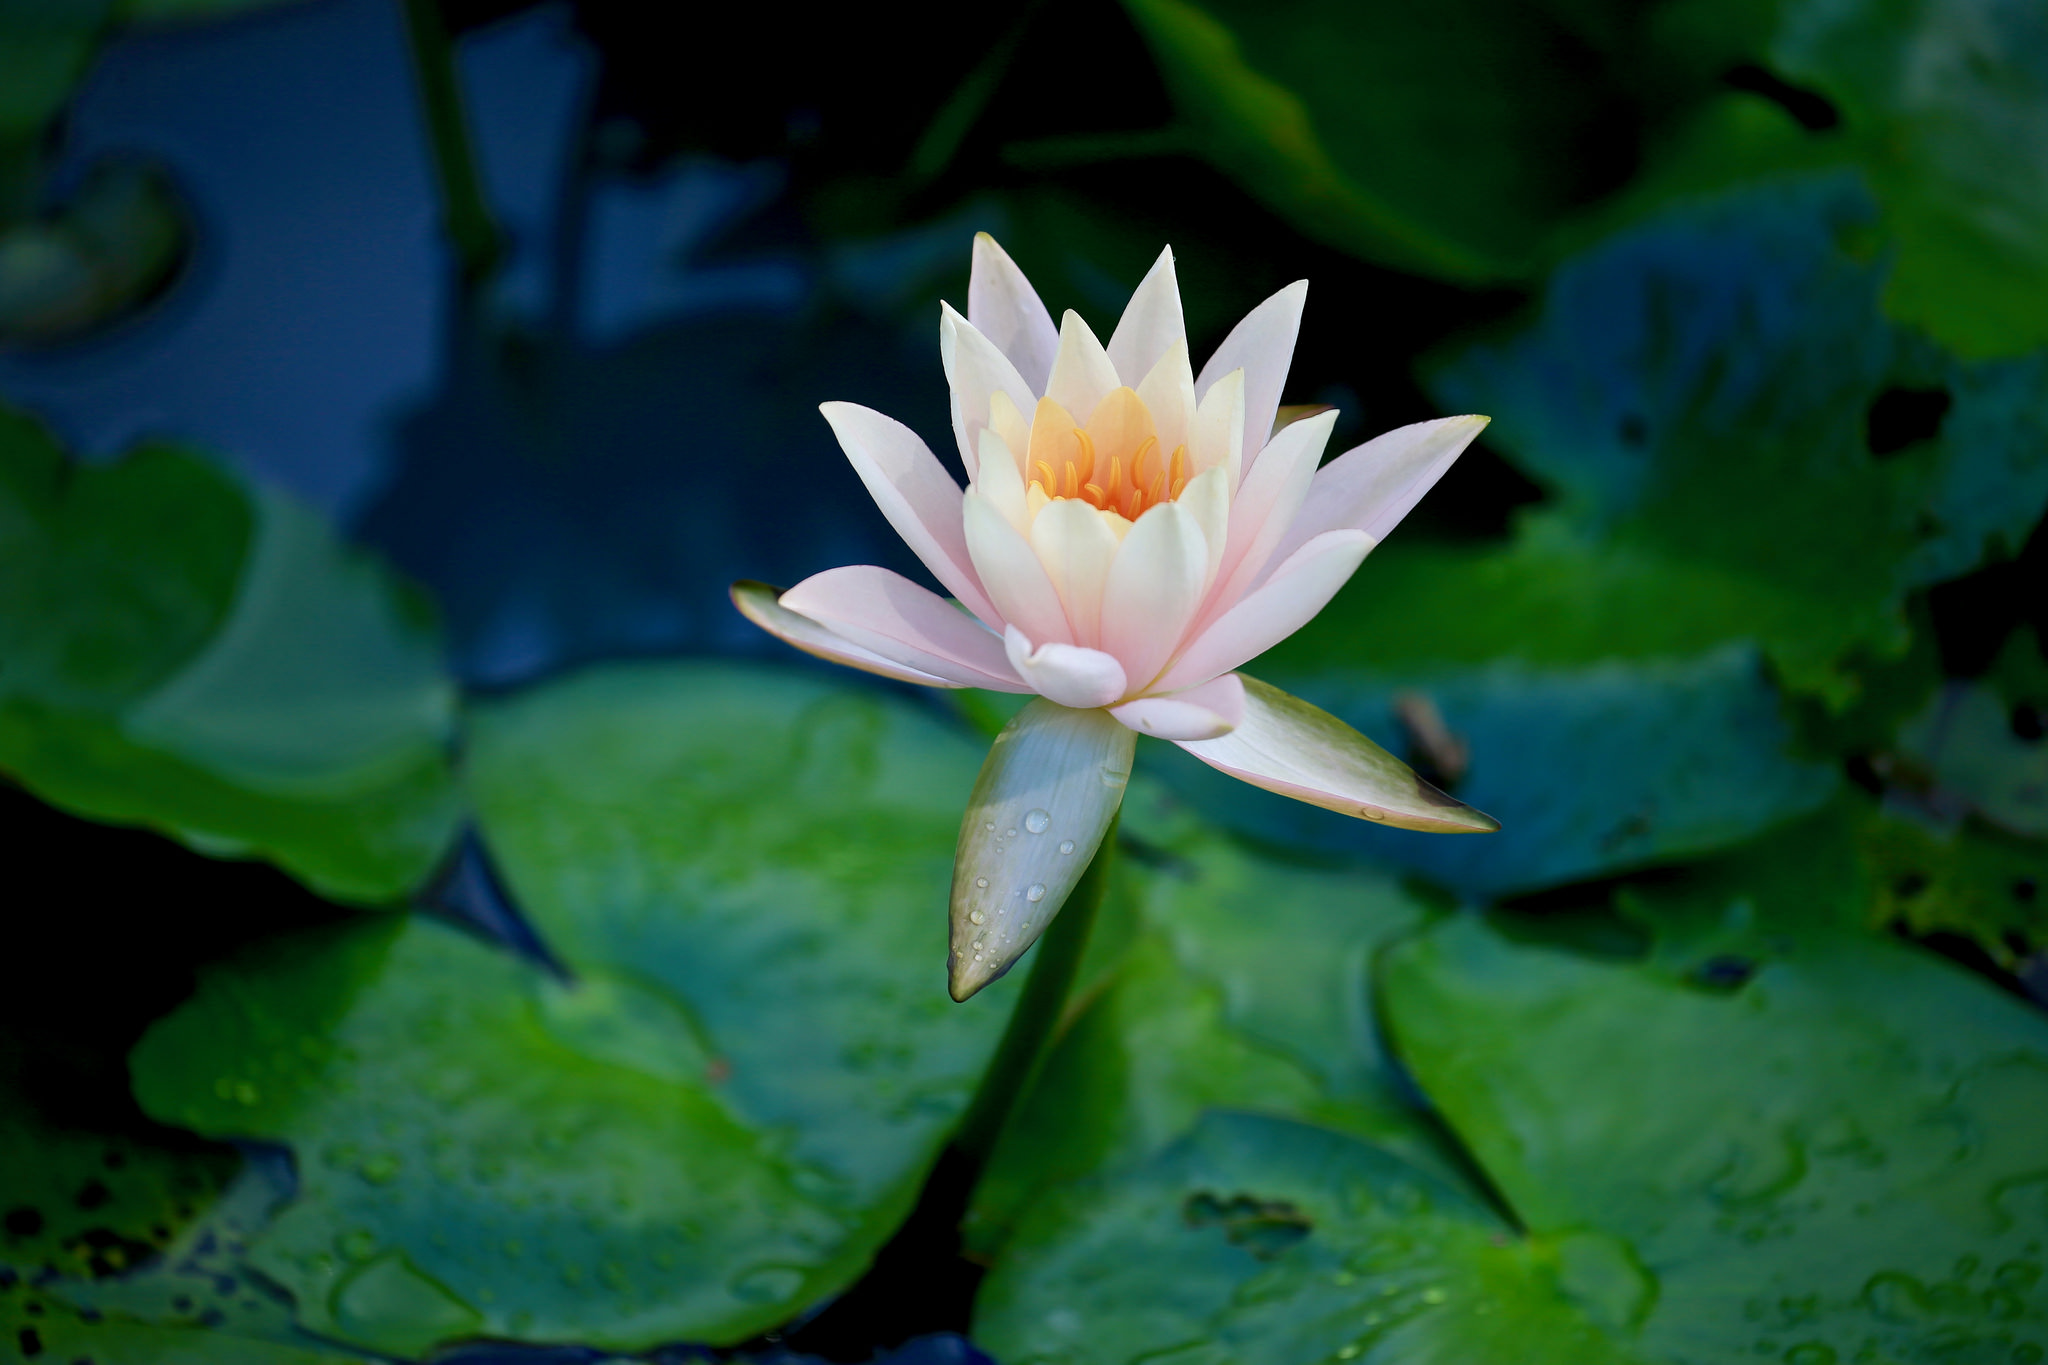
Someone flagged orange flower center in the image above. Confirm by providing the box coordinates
[1024,389,1189,523]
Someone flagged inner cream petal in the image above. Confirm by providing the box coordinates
[1177,464,1231,591]
[1028,496,1121,648]
[1192,367,1246,492]
[1026,396,1085,496]
[1083,387,1158,486]
[976,426,1030,532]
[1045,309,1123,420]
[988,389,1033,474]
[1135,338,1196,461]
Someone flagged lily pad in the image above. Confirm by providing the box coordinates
[0,408,460,903]
[1430,175,2048,705]
[134,663,1021,1354]
[2,1283,375,1365]
[1379,909,2048,1361]
[975,1110,1650,1365]
[1120,0,1631,281]
[966,787,1468,1253]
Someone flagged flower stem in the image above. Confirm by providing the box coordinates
[948,813,1117,1169]
[400,0,503,286]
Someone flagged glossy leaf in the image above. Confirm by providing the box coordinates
[0,410,460,902]
[1380,911,2048,1360]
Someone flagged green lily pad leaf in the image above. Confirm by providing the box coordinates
[1153,641,1838,898]
[975,1110,1651,1365]
[0,1074,236,1281]
[1897,630,2048,840]
[1380,910,2048,1360]
[0,409,460,903]
[967,788,1467,1254]
[3,1283,376,1365]
[1430,176,2048,705]
[1120,0,1631,282]
[134,663,1022,1354]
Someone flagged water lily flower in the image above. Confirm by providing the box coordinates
[735,235,1498,1000]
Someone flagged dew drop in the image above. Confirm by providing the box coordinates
[1100,765,1129,788]
[1026,883,1047,903]
[984,820,996,832]
[1005,827,1017,838]
[969,910,987,925]
[1024,808,1051,834]
[1361,808,1386,821]
[1058,839,1076,855]
[974,877,988,889]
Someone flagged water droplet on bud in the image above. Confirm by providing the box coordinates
[1026,883,1047,903]
[1023,808,1050,834]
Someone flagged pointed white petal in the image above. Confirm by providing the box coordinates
[1262,416,1489,584]
[1045,310,1122,422]
[963,489,1071,645]
[1100,500,1209,692]
[1110,672,1245,740]
[1156,530,1370,691]
[1134,337,1196,461]
[1004,626,1128,709]
[977,427,1031,533]
[1106,246,1185,386]
[1028,496,1120,647]
[1175,674,1499,832]
[820,401,999,626]
[968,232,1060,395]
[988,389,1034,470]
[942,303,1039,482]
[950,699,1134,1000]
[1177,464,1231,590]
[779,566,1028,691]
[1190,367,1245,491]
[1196,280,1305,472]
[1208,408,1337,613]
[731,580,958,687]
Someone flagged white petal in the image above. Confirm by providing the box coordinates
[779,566,1027,691]
[1177,464,1231,591]
[1207,409,1337,614]
[963,490,1072,646]
[942,303,1039,482]
[1262,416,1489,584]
[968,232,1060,395]
[731,580,959,688]
[1175,674,1500,832]
[988,389,1034,470]
[977,427,1031,533]
[820,401,999,626]
[1196,280,1305,472]
[1028,496,1120,647]
[1110,672,1245,740]
[1045,310,1122,422]
[1106,245,1185,387]
[1134,338,1196,464]
[950,699,1134,1000]
[1156,530,1370,691]
[1190,367,1245,491]
[1100,499,1209,692]
[1004,626,1128,709]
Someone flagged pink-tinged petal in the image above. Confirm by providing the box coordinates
[1196,280,1306,470]
[968,232,1060,395]
[1156,529,1370,691]
[1110,672,1245,740]
[1028,495,1120,647]
[1100,500,1209,692]
[1045,310,1122,422]
[1189,367,1245,490]
[950,699,1133,1000]
[1263,416,1488,582]
[780,566,1028,691]
[963,489,1072,646]
[820,401,1000,626]
[1134,337,1196,460]
[1004,626,1128,708]
[731,580,959,688]
[1106,245,1185,386]
[1175,674,1499,832]
[1207,408,1337,615]
[941,303,1039,482]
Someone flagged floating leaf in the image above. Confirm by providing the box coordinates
[1380,910,2048,1360]
[0,408,460,902]
[976,1111,1649,1365]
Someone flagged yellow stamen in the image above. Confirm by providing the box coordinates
[1033,459,1056,493]
[1083,482,1106,507]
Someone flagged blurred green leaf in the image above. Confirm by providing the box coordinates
[2,1283,374,1365]
[966,785,1469,1254]
[1380,910,2048,1360]
[1432,176,2048,704]
[975,1111,1649,1365]
[134,663,1023,1354]
[0,408,461,903]
[1120,0,1633,281]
